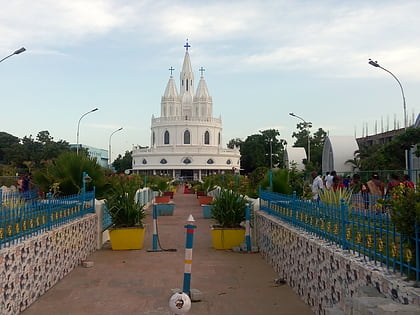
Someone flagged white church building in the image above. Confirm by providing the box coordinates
[131,42,240,181]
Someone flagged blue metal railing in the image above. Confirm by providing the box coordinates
[259,189,420,282]
[0,188,95,249]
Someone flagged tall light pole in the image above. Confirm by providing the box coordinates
[289,112,312,163]
[0,47,26,63]
[76,108,98,155]
[108,127,123,169]
[368,59,407,130]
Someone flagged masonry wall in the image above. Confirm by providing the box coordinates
[0,214,97,315]
[255,211,420,314]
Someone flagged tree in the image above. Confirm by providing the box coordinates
[240,134,266,174]
[227,138,243,149]
[345,150,362,172]
[240,129,286,174]
[292,125,327,171]
[113,151,133,174]
[0,132,20,163]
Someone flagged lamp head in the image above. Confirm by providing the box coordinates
[14,47,26,55]
[368,59,380,67]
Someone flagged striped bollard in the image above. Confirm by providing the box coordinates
[147,204,162,252]
[245,204,252,252]
[182,214,196,296]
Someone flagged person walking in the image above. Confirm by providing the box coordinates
[311,171,324,202]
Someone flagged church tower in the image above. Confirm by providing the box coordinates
[132,41,240,180]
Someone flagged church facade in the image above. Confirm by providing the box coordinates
[131,42,240,181]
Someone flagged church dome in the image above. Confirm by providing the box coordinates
[163,76,178,99]
[195,77,210,99]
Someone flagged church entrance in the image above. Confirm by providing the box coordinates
[181,170,193,181]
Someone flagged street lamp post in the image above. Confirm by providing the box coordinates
[368,59,409,176]
[76,108,98,155]
[289,112,312,163]
[108,127,123,169]
[368,59,407,130]
[269,138,273,169]
[0,47,26,63]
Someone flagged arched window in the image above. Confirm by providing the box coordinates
[164,130,170,144]
[204,131,210,145]
[207,158,214,164]
[142,159,147,164]
[160,159,167,164]
[226,159,232,165]
[184,130,191,144]
[183,158,191,164]
[152,132,155,146]
[218,132,221,145]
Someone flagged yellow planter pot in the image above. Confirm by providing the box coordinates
[109,227,145,250]
[211,227,245,250]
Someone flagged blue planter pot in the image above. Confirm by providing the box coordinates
[201,204,213,219]
[156,203,175,216]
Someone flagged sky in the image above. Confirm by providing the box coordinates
[1,0,419,163]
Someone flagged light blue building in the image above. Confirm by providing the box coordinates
[69,144,108,168]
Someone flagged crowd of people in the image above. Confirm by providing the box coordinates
[311,171,416,208]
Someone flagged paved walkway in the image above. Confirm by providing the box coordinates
[22,188,313,315]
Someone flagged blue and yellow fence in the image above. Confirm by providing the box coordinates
[0,188,95,249]
[259,189,419,282]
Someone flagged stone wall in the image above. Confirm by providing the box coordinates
[0,214,97,315]
[255,211,420,315]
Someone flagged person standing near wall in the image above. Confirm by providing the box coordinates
[325,171,336,190]
[311,171,324,202]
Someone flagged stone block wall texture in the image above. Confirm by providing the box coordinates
[255,211,420,315]
[0,214,97,315]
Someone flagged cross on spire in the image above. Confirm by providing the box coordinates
[168,66,175,76]
[199,67,205,76]
[184,39,191,51]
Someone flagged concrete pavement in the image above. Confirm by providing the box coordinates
[22,188,313,315]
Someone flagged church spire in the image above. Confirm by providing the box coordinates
[180,39,194,96]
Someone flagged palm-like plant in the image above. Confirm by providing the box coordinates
[105,175,145,228]
[211,189,248,228]
[32,152,106,196]
[318,188,353,209]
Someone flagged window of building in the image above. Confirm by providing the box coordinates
[142,159,147,164]
[183,158,191,164]
[204,131,210,145]
[164,130,170,144]
[184,130,191,144]
[160,159,167,164]
[226,159,232,165]
[152,132,155,146]
[207,158,214,164]
[218,132,221,145]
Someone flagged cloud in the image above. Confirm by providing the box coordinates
[2,0,420,79]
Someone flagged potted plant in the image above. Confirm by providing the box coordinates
[210,188,248,249]
[105,175,146,250]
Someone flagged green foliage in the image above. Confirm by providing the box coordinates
[211,189,248,228]
[380,184,420,237]
[260,169,292,194]
[0,130,70,169]
[359,127,420,171]
[240,129,286,173]
[105,175,145,228]
[292,125,327,171]
[318,188,353,208]
[32,152,106,196]
[227,138,243,149]
[112,151,133,174]
[287,164,306,196]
